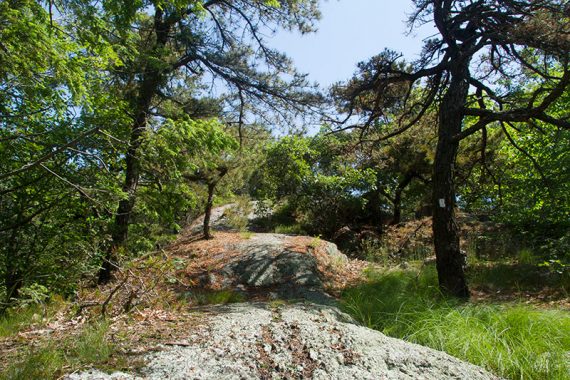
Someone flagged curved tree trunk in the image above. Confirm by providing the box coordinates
[98,112,146,284]
[98,10,170,284]
[432,63,470,299]
[203,183,216,239]
[4,229,22,304]
[202,167,229,239]
[391,172,415,225]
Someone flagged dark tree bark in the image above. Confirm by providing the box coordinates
[203,183,216,239]
[184,166,228,240]
[98,10,170,284]
[363,187,384,230]
[4,267,23,304]
[98,81,161,283]
[432,61,471,298]
[202,167,229,239]
[3,215,24,304]
[391,171,415,225]
[4,238,22,304]
[334,0,570,298]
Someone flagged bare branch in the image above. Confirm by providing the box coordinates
[0,126,101,181]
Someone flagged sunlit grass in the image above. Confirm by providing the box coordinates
[184,288,246,305]
[1,345,65,380]
[0,321,114,380]
[71,321,114,364]
[341,267,570,380]
[274,223,306,235]
[0,299,64,338]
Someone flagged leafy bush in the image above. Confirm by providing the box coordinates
[17,284,50,307]
[538,233,570,277]
[252,134,377,237]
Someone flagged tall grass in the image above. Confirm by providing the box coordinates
[0,299,64,338]
[0,304,45,338]
[184,288,246,305]
[341,267,570,380]
[1,321,114,380]
[1,344,65,380]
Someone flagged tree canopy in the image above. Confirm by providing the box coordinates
[333,0,570,297]
[1,0,569,306]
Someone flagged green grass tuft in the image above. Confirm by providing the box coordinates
[274,223,305,235]
[240,231,254,239]
[71,321,113,364]
[0,299,64,338]
[185,289,246,305]
[341,268,570,380]
[1,321,115,380]
[1,345,65,380]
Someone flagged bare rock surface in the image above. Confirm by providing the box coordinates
[66,302,499,380]
[187,202,268,234]
[66,204,500,379]
[194,233,347,304]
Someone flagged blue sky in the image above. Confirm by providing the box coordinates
[272,0,434,87]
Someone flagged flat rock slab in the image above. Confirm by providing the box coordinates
[190,233,348,305]
[187,201,268,234]
[66,303,500,380]
[229,234,345,288]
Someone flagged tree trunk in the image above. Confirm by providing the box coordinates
[4,228,22,304]
[364,188,384,230]
[432,64,470,298]
[98,10,170,284]
[203,183,216,239]
[391,172,414,225]
[4,268,22,303]
[98,117,145,284]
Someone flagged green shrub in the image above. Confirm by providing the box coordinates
[17,284,50,307]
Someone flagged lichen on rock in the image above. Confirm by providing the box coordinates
[66,303,500,380]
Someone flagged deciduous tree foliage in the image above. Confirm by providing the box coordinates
[334,0,570,297]
[0,0,321,302]
[253,132,377,237]
[0,0,125,303]
[95,0,322,282]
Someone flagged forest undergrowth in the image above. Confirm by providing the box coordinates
[1,218,569,380]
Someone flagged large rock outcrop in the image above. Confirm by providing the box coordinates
[66,204,500,379]
[67,302,499,380]
[187,233,349,304]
